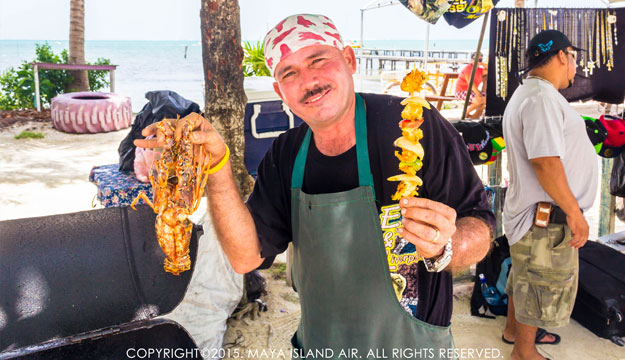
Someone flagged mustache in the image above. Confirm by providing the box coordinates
[300,85,332,103]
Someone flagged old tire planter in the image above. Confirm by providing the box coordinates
[51,92,132,133]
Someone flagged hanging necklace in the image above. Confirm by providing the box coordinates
[588,10,595,75]
[612,10,618,46]
[508,9,513,73]
[500,9,509,99]
[581,12,586,69]
[599,11,607,64]
[596,11,601,69]
[516,10,522,72]
[607,10,615,71]
[495,13,502,98]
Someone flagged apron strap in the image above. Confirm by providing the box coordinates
[291,130,311,189]
[291,93,374,195]
[354,93,374,190]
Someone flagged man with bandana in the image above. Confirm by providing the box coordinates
[137,14,493,357]
[501,30,598,360]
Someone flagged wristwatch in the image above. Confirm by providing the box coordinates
[423,237,453,272]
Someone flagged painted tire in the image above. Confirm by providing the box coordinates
[51,92,132,133]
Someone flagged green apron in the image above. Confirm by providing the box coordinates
[290,93,454,359]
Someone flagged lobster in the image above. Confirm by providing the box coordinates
[131,113,211,275]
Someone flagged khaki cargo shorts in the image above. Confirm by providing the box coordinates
[505,224,579,328]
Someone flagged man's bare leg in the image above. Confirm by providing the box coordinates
[511,322,546,360]
[503,296,517,343]
[466,103,479,119]
[503,297,557,346]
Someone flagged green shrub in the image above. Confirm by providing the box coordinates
[88,57,112,91]
[242,41,270,77]
[0,43,111,110]
[14,131,45,139]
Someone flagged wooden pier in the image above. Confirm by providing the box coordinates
[354,48,474,72]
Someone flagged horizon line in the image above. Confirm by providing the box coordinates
[0,38,489,42]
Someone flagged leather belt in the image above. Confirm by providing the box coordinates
[549,206,568,225]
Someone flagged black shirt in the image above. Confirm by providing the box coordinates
[246,92,495,326]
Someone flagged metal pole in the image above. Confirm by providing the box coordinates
[424,24,430,70]
[360,9,364,49]
[110,69,115,93]
[599,157,616,237]
[34,64,40,112]
[488,155,504,238]
[357,9,364,92]
[462,11,489,119]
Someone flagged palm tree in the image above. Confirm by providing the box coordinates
[67,0,89,92]
[200,0,252,197]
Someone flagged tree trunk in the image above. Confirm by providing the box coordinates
[515,0,525,7]
[67,0,89,92]
[200,0,253,198]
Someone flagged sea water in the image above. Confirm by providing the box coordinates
[0,39,485,112]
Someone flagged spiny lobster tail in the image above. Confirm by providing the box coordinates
[130,113,211,275]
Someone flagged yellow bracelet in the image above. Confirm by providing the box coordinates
[207,145,230,175]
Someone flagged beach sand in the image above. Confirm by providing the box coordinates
[1,102,624,359]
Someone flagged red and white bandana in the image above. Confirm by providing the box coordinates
[263,14,344,77]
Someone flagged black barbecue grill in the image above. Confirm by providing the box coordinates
[0,205,202,359]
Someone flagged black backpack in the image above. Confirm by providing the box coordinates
[118,90,202,172]
[470,235,511,318]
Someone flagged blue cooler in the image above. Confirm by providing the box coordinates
[244,77,303,177]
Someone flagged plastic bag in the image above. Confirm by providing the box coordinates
[118,102,153,172]
[118,90,202,172]
[134,145,159,183]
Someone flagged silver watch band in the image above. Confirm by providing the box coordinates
[423,237,453,272]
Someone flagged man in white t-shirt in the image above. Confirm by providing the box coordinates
[501,30,598,360]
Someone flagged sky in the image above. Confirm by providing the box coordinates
[0,0,618,42]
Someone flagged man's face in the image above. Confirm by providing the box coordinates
[565,47,577,87]
[272,45,357,129]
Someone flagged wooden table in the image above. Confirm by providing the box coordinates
[32,62,118,111]
[425,72,458,111]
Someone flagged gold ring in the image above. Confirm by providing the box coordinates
[432,229,440,243]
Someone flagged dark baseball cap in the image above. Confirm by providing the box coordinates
[527,29,583,66]
[518,30,584,78]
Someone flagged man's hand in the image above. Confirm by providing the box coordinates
[133,114,228,169]
[566,210,589,248]
[398,197,457,259]
[530,157,589,249]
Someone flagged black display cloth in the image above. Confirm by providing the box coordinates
[486,8,625,117]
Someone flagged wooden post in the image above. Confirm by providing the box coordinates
[200,0,252,197]
[599,157,616,237]
[110,69,115,93]
[34,64,41,112]
[461,11,489,119]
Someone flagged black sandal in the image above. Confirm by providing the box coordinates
[501,328,561,345]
